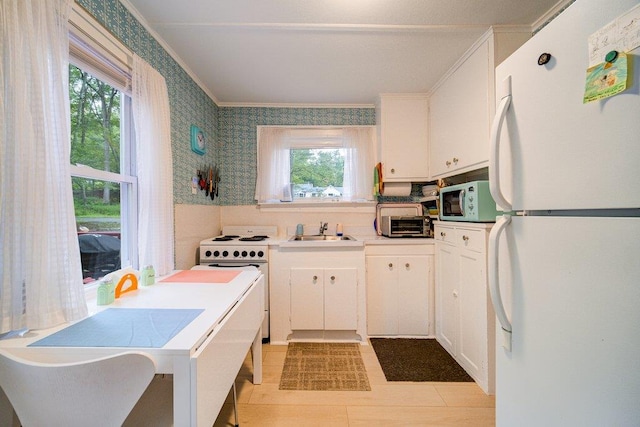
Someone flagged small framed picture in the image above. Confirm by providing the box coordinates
[190,125,206,155]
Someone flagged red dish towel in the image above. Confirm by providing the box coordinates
[160,270,241,284]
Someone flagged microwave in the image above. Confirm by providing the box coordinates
[439,180,499,222]
[381,216,432,238]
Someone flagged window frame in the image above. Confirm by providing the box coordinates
[256,125,377,211]
[68,4,139,282]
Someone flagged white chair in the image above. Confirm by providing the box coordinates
[0,349,156,427]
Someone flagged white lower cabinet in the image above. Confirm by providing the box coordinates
[435,222,495,394]
[269,247,366,344]
[290,268,358,330]
[366,244,434,337]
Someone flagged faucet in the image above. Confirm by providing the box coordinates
[319,222,328,235]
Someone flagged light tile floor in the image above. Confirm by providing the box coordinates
[213,342,495,426]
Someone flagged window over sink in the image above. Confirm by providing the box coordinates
[255,126,376,206]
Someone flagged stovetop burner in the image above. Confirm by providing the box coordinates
[239,236,267,242]
[211,234,270,242]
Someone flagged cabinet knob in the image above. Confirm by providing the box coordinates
[453,157,459,164]
[405,263,410,268]
[390,168,395,173]
[440,231,446,237]
[313,275,318,281]
[462,235,469,241]
[453,290,459,298]
[330,276,336,281]
[445,160,451,167]
[388,263,393,268]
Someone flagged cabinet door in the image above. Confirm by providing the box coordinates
[457,249,486,380]
[436,243,458,355]
[324,268,358,330]
[379,95,429,181]
[290,268,324,330]
[366,256,399,335]
[397,255,431,335]
[430,39,491,178]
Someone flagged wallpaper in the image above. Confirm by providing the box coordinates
[76,0,378,206]
[218,107,376,206]
[77,0,219,205]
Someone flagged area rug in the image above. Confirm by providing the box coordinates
[370,338,473,382]
[279,342,371,391]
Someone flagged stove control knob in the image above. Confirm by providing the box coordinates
[205,250,212,257]
[257,250,264,258]
[242,251,248,257]
[233,250,240,258]
[213,250,220,257]
[249,251,256,258]
[222,250,229,257]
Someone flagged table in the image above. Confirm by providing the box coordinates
[0,270,264,427]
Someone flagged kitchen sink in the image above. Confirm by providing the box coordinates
[288,235,355,241]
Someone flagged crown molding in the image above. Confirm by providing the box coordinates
[531,0,576,32]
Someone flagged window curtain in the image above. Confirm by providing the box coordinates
[131,55,175,276]
[342,127,375,201]
[255,127,291,202]
[0,0,88,333]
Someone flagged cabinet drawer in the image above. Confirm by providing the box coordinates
[456,228,485,253]
[434,226,456,244]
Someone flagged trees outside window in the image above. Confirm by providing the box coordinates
[290,148,345,199]
[69,64,134,282]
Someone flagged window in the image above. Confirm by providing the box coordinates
[69,6,136,284]
[255,127,375,204]
[291,147,345,200]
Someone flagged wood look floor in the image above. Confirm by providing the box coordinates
[213,342,495,426]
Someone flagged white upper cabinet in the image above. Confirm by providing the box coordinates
[429,28,530,179]
[376,94,429,182]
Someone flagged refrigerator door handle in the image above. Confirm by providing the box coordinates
[489,76,513,212]
[489,214,513,352]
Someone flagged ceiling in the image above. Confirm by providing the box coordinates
[122,0,569,106]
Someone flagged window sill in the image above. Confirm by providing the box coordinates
[257,200,377,213]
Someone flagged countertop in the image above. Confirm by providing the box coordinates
[362,236,435,245]
[270,235,435,248]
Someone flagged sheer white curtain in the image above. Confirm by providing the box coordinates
[342,127,375,201]
[0,0,88,333]
[255,127,292,202]
[255,126,375,203]
[132,55,174,276]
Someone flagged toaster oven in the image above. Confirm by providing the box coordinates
[381,216,432,238]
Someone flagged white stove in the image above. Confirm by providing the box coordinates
[199,225,276,263]
[198,225,277,341]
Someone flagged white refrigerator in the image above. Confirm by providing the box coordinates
[488,0,640,425]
